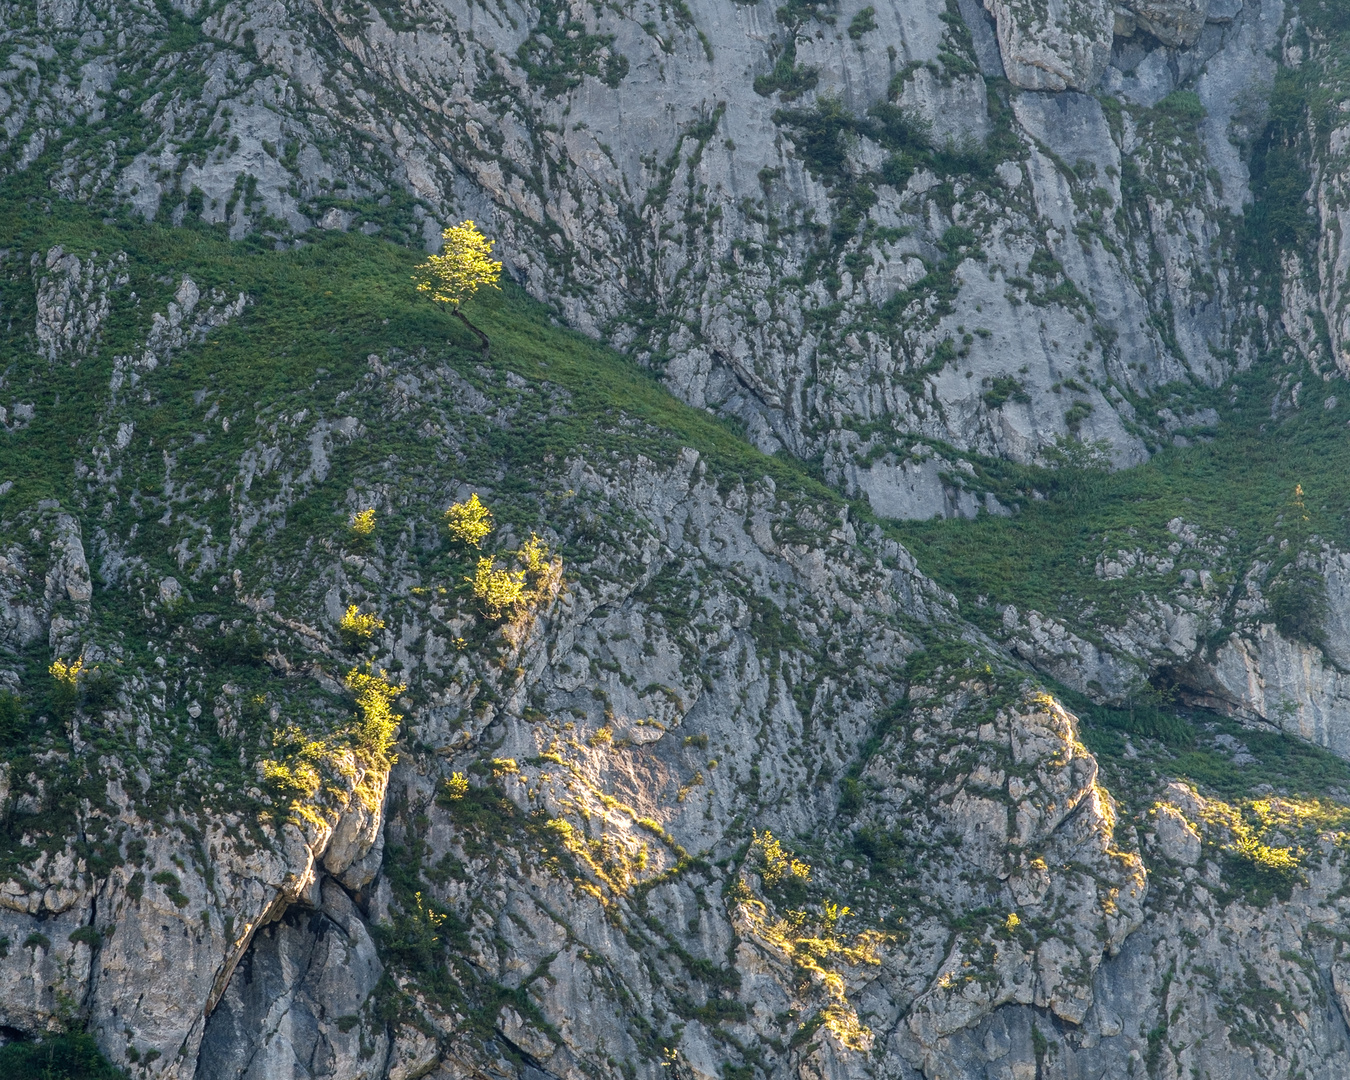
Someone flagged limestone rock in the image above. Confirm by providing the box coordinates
[985,0,1115,90]
[386,1027,440,1080]
[1150,803,1202,865]
[0,6,1347,1080]
[197,881,387,1080]
[33,246,126,364]
[0,0,1288,476]
[1123,0,1209,46]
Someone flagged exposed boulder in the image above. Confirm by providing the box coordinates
[1122,0,1210,46]
[985,0,1116,90]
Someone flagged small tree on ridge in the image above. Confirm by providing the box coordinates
[414,220,502,356]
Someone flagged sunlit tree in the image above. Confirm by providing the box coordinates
[445,493,493,547]
[414,219,503,355]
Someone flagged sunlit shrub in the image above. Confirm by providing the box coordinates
[339,604,385,645]
[469,556,526,618]
[346,667,406,766]
[349,508,377,537]
[445,493,493,547]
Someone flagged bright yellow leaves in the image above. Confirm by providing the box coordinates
[49,657,85,686]
[346,667,406,767]
[442,495,562,618]
[413,220,502,309]
[258,669,402,823]
[754,829,811,886]
[260,727,327,804]
[1251,794,1350,833]
[349,508,377,537]
[1232,833,1300,872]
[1166,787,1350,892]
[469,556,526,618]
[445,493,493,547]
[519,532,551,574]
[333,492,563,662]
[734,832,883,1053]
[442,772,469,799]
[340,604,385,645]
[536,809,654,897]
[467,530,561,621]
[318,492,564,788]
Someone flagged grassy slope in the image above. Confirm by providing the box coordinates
[0,172,858,856]
[0,3,1347,1070]
[892,372,1350,637]
[4,174,1350,816]
[0,180,834,514]
[892,7,1350,646]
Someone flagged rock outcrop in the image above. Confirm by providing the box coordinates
[0,266,1345,1079]
[986,0,1115,91]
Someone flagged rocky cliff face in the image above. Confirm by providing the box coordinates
[2,0,1325,479]
[4,0,1350,1079]
[0,227,1346,1080]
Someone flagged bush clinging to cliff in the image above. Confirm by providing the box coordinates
[346,667,406,767]
[445,493,493,547]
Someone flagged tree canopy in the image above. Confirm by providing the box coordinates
[414,220,502,309]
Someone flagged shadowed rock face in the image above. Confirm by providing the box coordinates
[986,0,1116,91]
[198,882,386,1080]
[1121,0,1210,47]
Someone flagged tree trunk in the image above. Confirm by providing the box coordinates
[454,307,490,359]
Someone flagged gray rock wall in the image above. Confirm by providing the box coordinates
[0,0,1315,496]
[0,259,1344,1080]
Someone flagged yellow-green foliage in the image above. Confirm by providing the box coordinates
[260,760,321,802]
[1252,794,1350,834]
[1232,834,1300,871]
[339,604,385,644]
[818,1004,873,1052]
[340,604,385,642]
[1195,793,1312,875]
[539,810,653,896]
[442,772,469,799]
[413,220,503,309]
[753,829,811,886]
[445,493,493,547]
[349,508,377,537]
[445,499,563,623]
[409,890,447,936]
[516,532,562,594]
[469,556,527,618]
[733,840,883,1052]
[346,667,406,766]
[520,532,550,574]
[49,657,85,686]
[261,746,323,800]
[259,725,334,822]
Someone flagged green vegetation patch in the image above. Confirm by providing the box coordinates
[0,1034,129,1080]
[892,366,1350,641]
[517,0,628,96]
[0,158,848,882]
